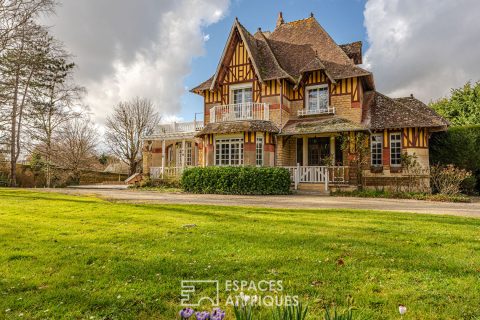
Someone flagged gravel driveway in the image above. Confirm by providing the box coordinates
[35,186,480,218]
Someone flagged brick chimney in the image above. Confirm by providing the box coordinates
[276,12,284,27]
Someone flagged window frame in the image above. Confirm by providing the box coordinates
[370,134,383,166]
[214,137,244,166]
[229,83,253,105]
[305,84,329,112]
[256,134,264,166]
[390,132,402,167]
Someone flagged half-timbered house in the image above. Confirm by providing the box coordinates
[142,13,448,191]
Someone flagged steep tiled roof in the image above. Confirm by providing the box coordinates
[194,15,373,92]
[191,75,213,93]
[196,120,279,136]
[362,91,449,130]
[339,41,363,65]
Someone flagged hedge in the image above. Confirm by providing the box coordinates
[181,166,291,195]
[430,125,480,193]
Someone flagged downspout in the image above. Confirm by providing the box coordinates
[279,79,283,133]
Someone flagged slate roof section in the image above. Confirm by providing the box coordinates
[196,120,279,136]
[362,91,449,130]
[339,41,363,65]
[279,117,366,136]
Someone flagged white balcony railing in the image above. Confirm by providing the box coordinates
[155,121,204,135]
[297,106,335,116]
[210,103,269,123]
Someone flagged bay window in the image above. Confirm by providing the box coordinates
[256,135,264,166]
[215,138,243,166]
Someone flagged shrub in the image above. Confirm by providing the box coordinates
[430,165,471,196]
[181,166,291,195]
[430,125,480,194]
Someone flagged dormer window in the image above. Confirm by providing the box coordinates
[306,84,329,113]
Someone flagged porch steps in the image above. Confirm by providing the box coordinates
[295,183,330,195]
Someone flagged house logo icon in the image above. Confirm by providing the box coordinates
[180,280,220,307]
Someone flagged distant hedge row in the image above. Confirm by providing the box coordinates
[181,166,291,195]
[430,125,480,193]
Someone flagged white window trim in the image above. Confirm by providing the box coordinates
[370,134,383,166]
[256,134,264,166]
[305,84,329,112]
[214,137,244,166]
[229,83,253,105]
[390,132,402,167]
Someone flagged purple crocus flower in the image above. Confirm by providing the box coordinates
[195,311,210,320]
[211,308,225,320]
[179,307,194,319]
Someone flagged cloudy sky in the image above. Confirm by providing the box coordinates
[44,0,480,125]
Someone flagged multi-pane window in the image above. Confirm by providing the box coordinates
[185,142,192,166]
[215,138,243,166]
[256,135,264,166]
[307,85,328,112]
[232,87,253,119]
[390,133,402,166]
[371,134,383,166]
[232,87,252,104]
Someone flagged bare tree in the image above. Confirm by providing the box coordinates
[105,97,160,176]
[26,41,85,187]
[0,23,51,186]
[0,0,55,53]
[53,117,98,184]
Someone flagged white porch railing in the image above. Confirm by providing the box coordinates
[150,166,184,179]
[155,121,204,135]
[297,106,335,116]
[210,102,269,123]
[283,165,349,190]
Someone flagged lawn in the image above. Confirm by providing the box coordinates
[0,189,479,319]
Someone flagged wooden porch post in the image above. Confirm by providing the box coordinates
[330,136,335,165]
[181,139,186,169]
[302,136,308,166]
[161,139,166,178]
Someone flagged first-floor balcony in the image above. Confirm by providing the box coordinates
[210,102,269,123]
[154,120,204,135]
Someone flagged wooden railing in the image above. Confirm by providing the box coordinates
[150,167,184,179]
[210,103,269,123]
[283,165,349,190]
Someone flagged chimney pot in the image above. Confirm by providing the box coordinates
[276,11,284,27]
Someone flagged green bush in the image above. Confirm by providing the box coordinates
[181,166,291,195]
[430,125,480,194]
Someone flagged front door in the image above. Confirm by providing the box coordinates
[308,137,330,165]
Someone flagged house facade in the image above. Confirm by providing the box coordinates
[142,13,448,191]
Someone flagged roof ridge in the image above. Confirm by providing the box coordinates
[277,16,315,27]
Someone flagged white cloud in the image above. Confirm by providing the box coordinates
[363,0,480,103]
[46,0,229,125]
